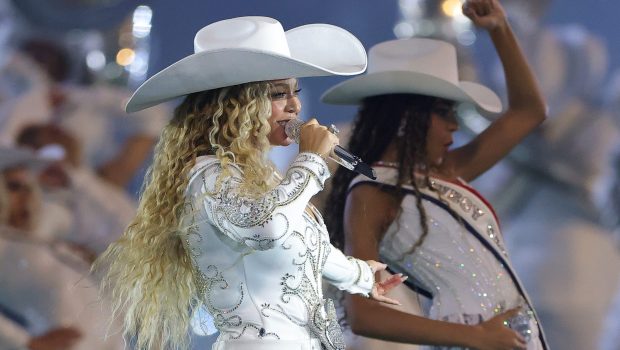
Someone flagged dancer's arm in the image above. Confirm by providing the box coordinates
[344,184,526,350]
[446,0,546,181]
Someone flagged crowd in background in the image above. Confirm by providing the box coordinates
[0,35,169,349]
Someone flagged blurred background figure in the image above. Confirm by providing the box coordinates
[0,0,167,259]
[596,70,620,350]
[476,17,620,350]
[0,145,123,350]
[15,123,136,259]
[0,0,169,193]
[0,36,169,193]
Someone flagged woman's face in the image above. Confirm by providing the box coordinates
[425,101,458,166]
[267,78,301,146]
[2,167,35,231]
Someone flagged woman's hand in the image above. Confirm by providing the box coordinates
[462,0,508,32]
[469,308,527,350]
[366,260,407,305]
[298,118,339,159]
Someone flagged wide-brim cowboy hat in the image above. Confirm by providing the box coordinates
[321,38,502,115]
[126,16,367,112]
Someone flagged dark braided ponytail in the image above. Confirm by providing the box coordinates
[324,93,442,253]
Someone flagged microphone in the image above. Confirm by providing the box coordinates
[285,119,376,180]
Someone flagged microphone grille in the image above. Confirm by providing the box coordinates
[284,118,305,143]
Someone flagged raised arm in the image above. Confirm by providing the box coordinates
[343,184,526,350]
[446,0,546,181]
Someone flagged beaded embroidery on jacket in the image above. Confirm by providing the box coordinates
[181,153,349,349]
[350,167,547,349]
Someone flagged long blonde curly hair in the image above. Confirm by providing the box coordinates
[94,81,275,350]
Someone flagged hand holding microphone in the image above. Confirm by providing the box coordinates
[296,119,338,159]
[286,118,376,179]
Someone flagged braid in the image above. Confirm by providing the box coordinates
[395,98,433,255]
[324,94,437,253]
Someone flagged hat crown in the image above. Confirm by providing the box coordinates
[367,38,458,84]
[194,16,291,57]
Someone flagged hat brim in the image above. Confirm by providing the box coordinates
[321,70,502,115]
[126,24,366,112]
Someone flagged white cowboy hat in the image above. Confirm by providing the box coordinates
[321,38,502,114]
[125,16,367,112]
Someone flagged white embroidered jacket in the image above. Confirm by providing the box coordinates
[183,153,373,349]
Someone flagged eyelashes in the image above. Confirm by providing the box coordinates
[270,88,302,100]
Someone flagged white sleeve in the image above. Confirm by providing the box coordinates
[322,246,374,296]
[188,152,330,251]
[0,314,29,350]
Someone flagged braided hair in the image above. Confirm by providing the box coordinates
[325,93,446,254]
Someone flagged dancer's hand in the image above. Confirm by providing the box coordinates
[462,0,508,32]
[470,308,527,350]
[365,260,407,305]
